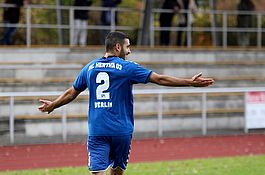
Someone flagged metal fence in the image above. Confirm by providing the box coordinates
[151,9,265,48]
[0,4,140,46]
[0,3,265,47]
[1,87,265,144]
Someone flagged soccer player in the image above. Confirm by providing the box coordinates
[38,31,214,175]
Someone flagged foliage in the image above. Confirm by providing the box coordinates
[0,0,265,46]
[0,0,143,45]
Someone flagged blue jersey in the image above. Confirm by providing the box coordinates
[73,56,152,136]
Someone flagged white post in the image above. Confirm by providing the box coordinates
[9,96,15,144]
[69,7,74,46]
[158,93,163,137]
[244,92,248,133]
[222,12,227,48]
[26,6,31,47]
[257,13,262,48]
[110,8,116,32]
[187,11,192,48]
[62,106,67,142]
[202,93,207,135]
[210,3,217,46]
[150,11,154,48]
[56,0,63,45]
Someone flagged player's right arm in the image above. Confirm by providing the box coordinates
[149,72,214,87]
[38,87,81,114]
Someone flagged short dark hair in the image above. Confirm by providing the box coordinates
[105,31,129,52]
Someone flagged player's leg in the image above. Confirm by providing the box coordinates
[87,136,111,174]
[73,19,81,45]
[109,167,124,175]
[2,26,17,45]
[109,135,132,175]
[79,20,88,46]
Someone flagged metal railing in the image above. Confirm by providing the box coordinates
[1,87,265,144]
[0,4,141,47]
[0,4,264,48]
[152,8,265,48]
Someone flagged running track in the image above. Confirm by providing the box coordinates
[0,134,265,171]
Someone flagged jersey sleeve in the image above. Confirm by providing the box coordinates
[130,62,152,84]
[73,65,88,92]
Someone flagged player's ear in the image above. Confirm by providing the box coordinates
[115,43,121,52]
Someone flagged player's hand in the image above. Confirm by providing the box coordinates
[191,72,215,87]
[38,99,54,114]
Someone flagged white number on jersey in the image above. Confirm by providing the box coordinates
[96,72,110,100]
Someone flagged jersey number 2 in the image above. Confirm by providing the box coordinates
[96,72,110,100]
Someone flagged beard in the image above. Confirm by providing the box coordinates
[119,48,126,60]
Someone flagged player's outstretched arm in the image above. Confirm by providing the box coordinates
[38,87,81,114]
[149,72,214,87]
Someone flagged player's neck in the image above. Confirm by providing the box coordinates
[103,52,118,58]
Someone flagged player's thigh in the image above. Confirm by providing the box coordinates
[87,136,111,173]
[110,135,132,171]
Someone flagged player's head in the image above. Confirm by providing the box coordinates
[105,31,131,59]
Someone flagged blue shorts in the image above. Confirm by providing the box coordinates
[87,135,132,173]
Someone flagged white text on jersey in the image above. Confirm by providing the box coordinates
[94,101,113,108]
[89,63,122,71]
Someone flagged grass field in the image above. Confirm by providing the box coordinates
[1,155,265,175]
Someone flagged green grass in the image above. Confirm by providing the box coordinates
[1,155,265,175]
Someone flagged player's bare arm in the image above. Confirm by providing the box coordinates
[38,87,80,114]
[149,72,214,87]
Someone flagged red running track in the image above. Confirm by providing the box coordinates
[0,134,265,171]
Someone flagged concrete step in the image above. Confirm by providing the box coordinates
[0,73,264,92]
[0,47,265,63]
[1,61,263,80]
[0,93,245,118]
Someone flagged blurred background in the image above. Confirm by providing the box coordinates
[0,0,264,147]
[0,0,265,174]
[0,0,265,47]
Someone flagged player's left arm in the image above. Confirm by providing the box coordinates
[38,87,81,114]
[149,72,214,87]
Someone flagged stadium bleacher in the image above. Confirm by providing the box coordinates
[0,47,264,144]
